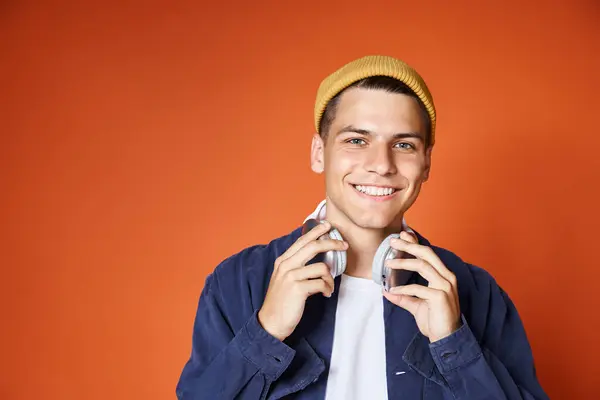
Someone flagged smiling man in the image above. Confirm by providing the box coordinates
[176,55,548,399]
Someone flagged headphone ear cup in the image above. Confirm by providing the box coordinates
[326,228,346,277]
[301,219,346,277]
[302,219,326,267]
[301,218,320,236]
[372,233,413,291]
[372,234,398,288]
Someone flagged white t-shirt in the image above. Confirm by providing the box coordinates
[324,274,388,400]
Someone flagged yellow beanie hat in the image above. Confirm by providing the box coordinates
[314,55,437,144]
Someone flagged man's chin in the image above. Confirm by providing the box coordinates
[326,196,405,230]
[349,213,400,231]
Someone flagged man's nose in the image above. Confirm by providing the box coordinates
[364,144,397,176]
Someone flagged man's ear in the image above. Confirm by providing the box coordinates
[423,145,433,182]
[311,133,325,174]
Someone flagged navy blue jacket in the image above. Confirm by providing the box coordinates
[176,226,548,399]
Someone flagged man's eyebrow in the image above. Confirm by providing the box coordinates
[336,125,372,136]
[336,125,424,141]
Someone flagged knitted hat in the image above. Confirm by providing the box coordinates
[314,55,437,144]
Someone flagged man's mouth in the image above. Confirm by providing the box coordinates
[352,184,398,197]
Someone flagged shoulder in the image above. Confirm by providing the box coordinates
[212,226,302,280]
[203,226,303,308]
[197,226,303,329]
[417,231,517,340]
[419,232,499,292]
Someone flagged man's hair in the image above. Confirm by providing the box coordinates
[318,76,432,147]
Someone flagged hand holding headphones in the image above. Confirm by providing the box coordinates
[383,231,462,343]
[258,221,348,342]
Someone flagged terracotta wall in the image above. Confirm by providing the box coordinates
[2,1,599,398]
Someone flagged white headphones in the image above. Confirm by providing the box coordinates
[302,200,415,291]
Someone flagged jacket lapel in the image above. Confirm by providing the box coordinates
[384,230,453,399]
[384,272,428,398]
[267,275,341,399]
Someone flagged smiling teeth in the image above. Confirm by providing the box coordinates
[354,185,395,196]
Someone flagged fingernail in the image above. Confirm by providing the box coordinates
[390,286,402,294]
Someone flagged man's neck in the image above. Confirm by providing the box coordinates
[342,227,388,279]
[324,205,404,280]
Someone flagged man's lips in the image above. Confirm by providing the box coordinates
[350,184,401,198]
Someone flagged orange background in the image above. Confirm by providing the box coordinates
[2,1,599,399]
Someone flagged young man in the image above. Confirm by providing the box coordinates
[176,55,548,399]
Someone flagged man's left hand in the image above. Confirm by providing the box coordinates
[382,231,462,343]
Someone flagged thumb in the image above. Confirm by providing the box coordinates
[400,230,418,244]
[383,289,421,316]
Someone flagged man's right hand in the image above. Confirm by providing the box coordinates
[257,221,348,341]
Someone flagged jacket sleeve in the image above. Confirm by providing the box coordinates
[176,273,296,399]
[405,284,549,399]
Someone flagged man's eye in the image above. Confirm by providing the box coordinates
[395,142,414,150]
[348,138,366,145]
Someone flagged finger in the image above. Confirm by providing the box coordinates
[290,262,332,282]
[383,290,423,316]
[298,278,333,298]
[276,221,332,268]
[400,230,418,243]
[390,284,446,302]
[322,270,335,294]
[385,258,450,291]
[390,238,456,284]
[286,238,348,270]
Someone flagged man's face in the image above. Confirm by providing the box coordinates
[311,87,432,231]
